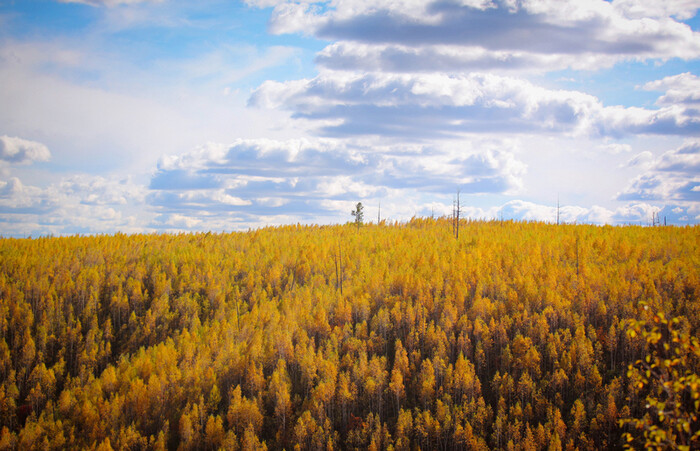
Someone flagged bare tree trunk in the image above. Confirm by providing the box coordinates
[335,243,343,296]
[456,189,460,240]
[453,189,461,239]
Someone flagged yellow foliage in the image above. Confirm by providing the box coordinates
[0,220,697,449]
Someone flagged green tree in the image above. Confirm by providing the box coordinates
[351,202,364,230]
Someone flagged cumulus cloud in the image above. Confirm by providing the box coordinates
[617,140,700,202]
[267,0,698,53]
[147,138,526,224]
[250,72,700,139]
[0,174,149,237]
[641,72,700,106]
[252,0,700,72]
[0,177,56,214]
[2,0,695,234]
[612,0,700,20]
[59,175,146,205]
[153,139,370,181]
[493,200,601,223]
[0,136,51,165]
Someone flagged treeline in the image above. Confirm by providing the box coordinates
[0,219,698,450]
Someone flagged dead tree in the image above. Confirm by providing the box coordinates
[334,243,343,295]
[452,189,461,239]
[557,194,560,225]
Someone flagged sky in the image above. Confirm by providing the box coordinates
[0,0,699,236]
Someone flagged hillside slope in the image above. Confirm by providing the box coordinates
[0,219,698,449]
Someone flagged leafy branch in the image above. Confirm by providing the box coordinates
[621,304,700,450]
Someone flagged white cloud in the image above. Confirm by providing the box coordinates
[254,0,700,72]
[617,140,700,202]
[641,72,700,105]
[610,202,659,223]
[612,0,700,20]
[0,174,150,237]
[488,200,609,224]
[477,199,690,225]
[0,136,51,165]
[0,177,56,212]
[655,142,700,174]
[250,72,700,139]
[367,197,689,225]
[147,138,527,223]
[58,175,146,205]
[2,0,697,235]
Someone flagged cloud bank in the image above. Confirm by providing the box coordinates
[251,0,700,72]
[0,174,148,236]
[250,72,700,139]
[146,138,526,228]
[618,140,700,202]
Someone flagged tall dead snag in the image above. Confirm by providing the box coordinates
[452,189,461,239]
[334,243,343,295]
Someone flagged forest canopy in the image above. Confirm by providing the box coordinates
[0,219,698,450]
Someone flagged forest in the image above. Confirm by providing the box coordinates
[0,218,698,450]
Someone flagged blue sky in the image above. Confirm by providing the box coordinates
[0,0,699,236]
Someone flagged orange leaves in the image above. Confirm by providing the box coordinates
[0,220,697,448]
[227,386,263,438]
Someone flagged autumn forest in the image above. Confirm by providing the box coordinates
[0,219,698,450]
